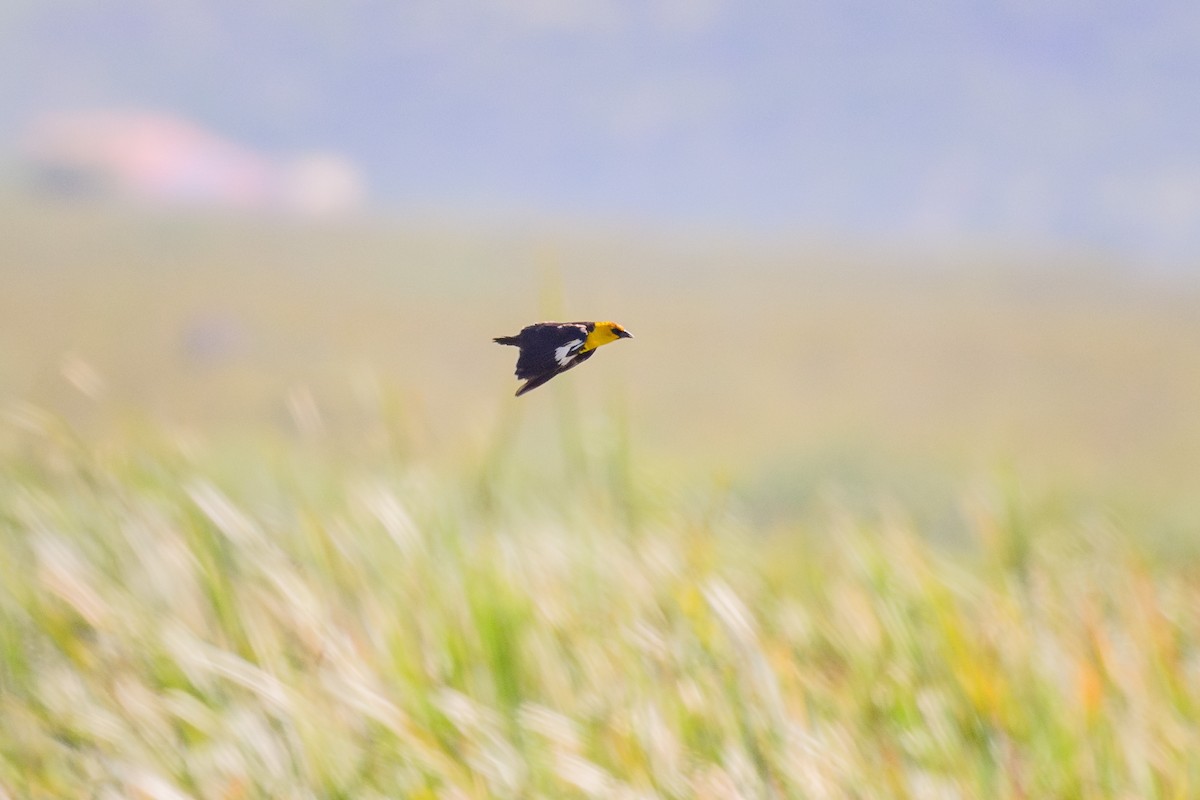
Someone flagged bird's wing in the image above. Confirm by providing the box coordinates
[515,349,595,396]
[513,323,589,379]
[515,370,561,396]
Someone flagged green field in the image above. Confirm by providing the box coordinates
[3,201,1200,796]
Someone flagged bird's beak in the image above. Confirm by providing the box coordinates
[619,329,634,339]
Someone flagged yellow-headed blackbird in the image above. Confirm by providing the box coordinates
[494,320,634,396]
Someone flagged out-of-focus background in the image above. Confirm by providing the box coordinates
[4,1,1199,517]
[4,4,1200,796]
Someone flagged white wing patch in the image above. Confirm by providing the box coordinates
[555,339,584,366]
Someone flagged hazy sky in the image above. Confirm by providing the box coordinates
[4,1,1199,263]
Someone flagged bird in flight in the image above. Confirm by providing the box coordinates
[494,320,634,396]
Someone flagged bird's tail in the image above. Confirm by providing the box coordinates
[493,335,520,346]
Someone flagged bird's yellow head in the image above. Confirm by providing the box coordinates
[584,321,634,350]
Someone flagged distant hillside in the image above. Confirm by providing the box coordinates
[2,2,1200,262]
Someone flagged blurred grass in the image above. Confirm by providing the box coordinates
[4,199,1200,503]
[3,199,1200,795]
[3,409,1200,797]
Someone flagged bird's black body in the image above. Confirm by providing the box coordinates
[496,322,593,379]
[494,321,630,396]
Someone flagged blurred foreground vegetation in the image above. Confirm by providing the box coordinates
[2,201,1200,796]
[3,414,1200,797]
